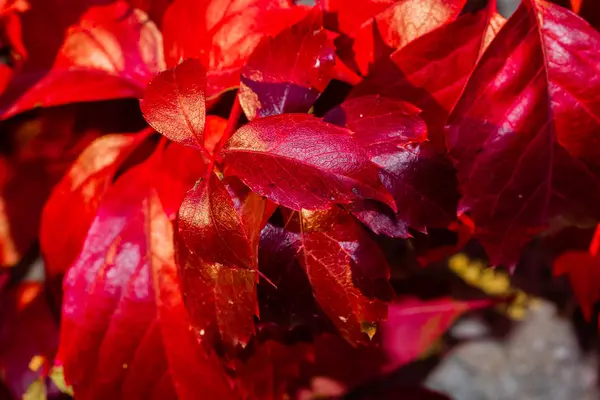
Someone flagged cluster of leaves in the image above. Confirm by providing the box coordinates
[1,0,600,398]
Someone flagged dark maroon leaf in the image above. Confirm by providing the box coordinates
[325,95,458,237]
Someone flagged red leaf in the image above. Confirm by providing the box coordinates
[221,114,395,211]
[352,2,506,149]
[0,104,125,267]
[324,95,426,156]
[162,0,309,98]
[179,173,264,271]
[177,173,265,348]
[141,59,207,150]
[0,0,112,113]
[40,134,143,280]
[283,208,390,345]
[325,95,458,236]
[554,224,600,320]
[58,158,235,399]
[383,297,491,368]
[353,144,459,237]
[239,10,335,120]
[4,1,165,119]
[0,282,57,398]
[352,0,466,75]
[446,0,600,265]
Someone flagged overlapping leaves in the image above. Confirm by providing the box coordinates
[2,0,600,398]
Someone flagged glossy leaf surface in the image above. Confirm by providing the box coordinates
[4,1,165,119]
[239,10,335,119]
[40,134,141,279]
[351,0,466,75]
[58,159,234,399]
[162,0,308,97]
[446,0,600,264]
[177,173,265,348]
[352,2,505,149]
[141,59,207,149]
[221,114,394,211]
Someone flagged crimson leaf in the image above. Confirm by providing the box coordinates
[40,133,144,279]
[221,113,395,211]
[141,59,207,150]
[4,1,165,119]
[58,157,235,399]
[162,0,309,98]
[352,1,506,149]
[177,173,265,348]
[446,0,600,265]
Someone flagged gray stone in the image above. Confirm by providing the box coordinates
[425,301,598,400]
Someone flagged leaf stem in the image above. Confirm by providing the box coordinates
[214,94,242,155]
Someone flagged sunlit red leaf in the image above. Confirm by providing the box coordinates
[0,282,57,399]
[58,158,235,399]
[3,1,165,119]
[177,173,265,348]
[0,0,114,114]
[446,0,600,265]
[352,1,506,149]
[239,10,335,120]
[221,114,394,211]
[352,0,466,75]
[40,133,145,280]
[554,224,600,320]
[0,103,133,267]
[141,59,207,150]
[383,297,491,368]
[162,0,309,98]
